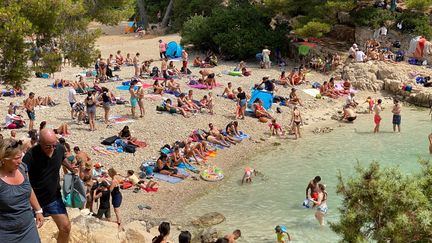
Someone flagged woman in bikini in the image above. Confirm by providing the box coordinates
[137,85,145,118]
[85,91,97,131]
[153,80,164,95]
[289,88,303,106]
[154,153,186,179]
[312,184,328,226]
[291,106,303,139]
[253,99,273,119]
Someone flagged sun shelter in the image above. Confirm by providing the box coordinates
[166,41,183,59]
[248,88,274,110]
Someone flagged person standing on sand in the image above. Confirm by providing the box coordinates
[24,92,37,131]
[137,85,145,118]
[290,106,303,139]
[373,99,382,133]
[23,129,76,243]
[392,99,401,132]
[161,57,169,86]
[68,86,77,119]
[182,49,189,74]
[306,176,321,201]
[159,40,167,59]
[262,47,271,69]
[133,53,140,77]
[129,81,138,118]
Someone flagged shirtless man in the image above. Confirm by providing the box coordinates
[133,53,140,77]
[24,92,37,131]
[161,57,169,85]
[115,50,124,65]
[208,123,239,145]
[137,85,145,118]
[224,230,241,243]
[221,82,237,100]
[181,49,189,74]
[73,146,91,168]
[391,99,401,132]
[373,99,383,133]
[343,106,357,122]
[306,176,321,201]
[199,69,216,89]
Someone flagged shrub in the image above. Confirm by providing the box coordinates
[396,13,432,38]
[406,0,432,11]
[294,21,331,38]
[351,7,395,28]
[180,15,212,50]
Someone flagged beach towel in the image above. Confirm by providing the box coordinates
[92,146,118,156]
[302,89,320,97]
[116,83,152,91]
[188,83,223,89]
[164,90,181,97]
[34,105,50,111]
[334,82,358,94]
[235,132,250,141]
[50,83,64,88]
[144,94,164,101]
[130,140,147,148]
[177,162,199,173]
[208,143,226,150]
[108,116,134,124]
[153,173,183,184]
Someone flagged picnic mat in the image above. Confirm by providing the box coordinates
[92,146,118,156]
[116,83,152,91]
[153,173,183,184]
[108,116,135,124]
[188,83,223,90]
[130,140,147,148]
[302,88,320,97]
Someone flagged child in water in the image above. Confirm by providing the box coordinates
[242,167,264,184]
[275,225,292,242]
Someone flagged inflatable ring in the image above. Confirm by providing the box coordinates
[228,71,242,77]
[200,167,224,182]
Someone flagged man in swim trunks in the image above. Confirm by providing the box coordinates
[129,81,138,118]
[373,99,382,133]
[391,99,401,132]
[221,82,237,100]
[306,176,321,201]
[343,106,357,122]
[24,92,37,131]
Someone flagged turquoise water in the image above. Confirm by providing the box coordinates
[182,108,431,242]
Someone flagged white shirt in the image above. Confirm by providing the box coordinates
[346,95,355,106]
[348,47,356,57]
[5,114,16,126]
[68,88,77,103]
[379,26,387,36]
[355,51,365,62]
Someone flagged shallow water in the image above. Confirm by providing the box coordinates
[181,108,431,242]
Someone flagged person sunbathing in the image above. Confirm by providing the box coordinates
[39,121,70,135]
[177,93,198,113]
[78,76,90,90]
[226,121,240,137]
[125,53,133,66]
[154,153,186,179]
[53,79,70,88]
[37,96,55,106]
[5,109,25,129]
[153,80,164,95]
[141,60,152,75]
[167,79,181,93]
[221,82,237,99]
[197,130,230,148]
[319,81,337,98]
[12,86,24,97]
[289,88,303,106]
[170,146,188,167]
[122,170,158,191]
[209,123,239,145]
[164,99,189,117]
[118,125,137,143]
[115,50,124,65]
[167,61,180,76]
[328,79,343,96]
[193,56,202,67]
[253,99,273,119]
[277,71,289,85]
[183,140,205,164]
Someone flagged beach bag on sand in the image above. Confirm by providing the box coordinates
[181,67,192,74]
[101,136,119,145]
[124,143,137,154]
[63,173,86,208]
[312,82,321,89]
[151,67,160,77]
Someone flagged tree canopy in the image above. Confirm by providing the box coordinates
[331,161,432,242]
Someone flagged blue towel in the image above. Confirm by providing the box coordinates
[153,173,183,184]
[208,143,225,150]
[165,90,181,97]
[178,162,198,173]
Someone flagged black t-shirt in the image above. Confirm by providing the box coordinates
[23,144,66,207]
[98,190,110,209]
[102,92,110,103]
[237,91,246,100]
[264,80,275,91]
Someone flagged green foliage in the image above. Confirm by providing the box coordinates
[60,30,101,68]
[351,7,395,28]
[0,4,32,88]
[406,0,432,11]
[38,52,62,76]
[180,4,289,59]
[396,13,432,39]
[84,0,135,26]
[331,161,432,242]
[294,21,331,38]
[172,0,222,31]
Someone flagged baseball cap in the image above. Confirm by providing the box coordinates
[94,162,103,169]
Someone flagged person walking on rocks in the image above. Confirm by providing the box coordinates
[373,99,382,133]
[392,99,401,132]
[23,129,75,243]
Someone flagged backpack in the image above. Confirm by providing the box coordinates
[151,66,159,77]
[180,67,192,74]
[124,143,137,154]
[63,173,86,208]
[101,136,120,145]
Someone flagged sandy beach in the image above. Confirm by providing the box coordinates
[0,23,385,226]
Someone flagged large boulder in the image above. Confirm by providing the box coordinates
[191,212,225,227]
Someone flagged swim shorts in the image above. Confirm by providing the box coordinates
[26,110,35,121]
[374,114,381,125]
[130,97,138,108]
[392,115,401,125]
[239,99,247,107]
[42,197,67,217]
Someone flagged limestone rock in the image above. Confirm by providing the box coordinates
[191,212,225,227]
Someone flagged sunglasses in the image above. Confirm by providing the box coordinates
[7,140,23,149]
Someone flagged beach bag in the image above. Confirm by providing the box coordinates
[62,173,86,208]
[35,72,43,78]
[124,143,137,153]
[312,82,321,89]
[101,135,119,145]
[393,40,401,48]
[181,67,192,74]
[151,66,159,77]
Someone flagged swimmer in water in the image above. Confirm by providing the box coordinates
[275,225,292,242]
[242,167,256,184]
